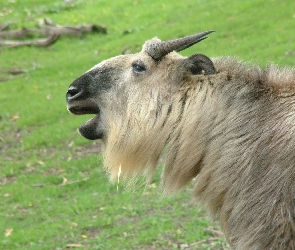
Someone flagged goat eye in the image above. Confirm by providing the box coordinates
[132,61,146,73]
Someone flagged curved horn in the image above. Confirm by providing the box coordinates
[145,30,215,61]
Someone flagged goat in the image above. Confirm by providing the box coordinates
[66,31,295,249]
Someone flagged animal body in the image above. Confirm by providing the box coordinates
[66,31,295,249]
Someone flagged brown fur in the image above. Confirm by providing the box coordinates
[67,38,295,249]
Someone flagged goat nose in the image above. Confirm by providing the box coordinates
[66,86,80,101]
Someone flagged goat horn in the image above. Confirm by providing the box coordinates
[146,30,215,61]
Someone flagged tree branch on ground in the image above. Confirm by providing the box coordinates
[0,34,60,48]
[0,18,107,48]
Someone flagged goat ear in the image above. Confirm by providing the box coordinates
[185,54,216,75]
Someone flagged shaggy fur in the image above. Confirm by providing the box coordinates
[67,38,295,249]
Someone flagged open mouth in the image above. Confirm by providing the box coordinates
[68,104,100,115]
[67,103,104,140]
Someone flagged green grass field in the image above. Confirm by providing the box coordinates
[0,0,294,249]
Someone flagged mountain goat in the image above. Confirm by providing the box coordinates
[66,31,295,249]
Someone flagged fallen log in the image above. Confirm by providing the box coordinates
[0,34,60,48]
[0,24,107,39]
[0,19,107,47]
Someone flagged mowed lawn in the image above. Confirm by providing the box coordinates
[0,0,294,249]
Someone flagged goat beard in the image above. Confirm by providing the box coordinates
[102,98,170,186]
[100,85,206,193]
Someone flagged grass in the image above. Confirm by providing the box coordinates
[0,0,294,249]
